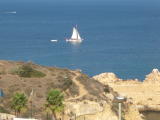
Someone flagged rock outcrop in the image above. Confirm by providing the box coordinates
[93,69,160,120]
[144,69,160,83]
[76,104,118,120]
[64,100,118,120]
[124,104,144,120]
[93,73,120,84]
[0,113,15,120]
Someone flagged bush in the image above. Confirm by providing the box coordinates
[14,65,46,78]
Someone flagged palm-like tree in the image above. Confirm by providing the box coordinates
[45,89,64,120]
[11,93,28,117]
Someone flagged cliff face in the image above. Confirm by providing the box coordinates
[76,104,118,120]
[93,73,120,84]
[124,105,144,120]
[93,69,160,120]
[144,69,160,83]
[65,100,118,120]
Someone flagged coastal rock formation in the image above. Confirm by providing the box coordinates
[93,69,160,120]
[144,69,160,83]
[65,100,118,120]
[65,100,104,116]
[93,73,120,85]
[76,104,118,120]
[93,72,140,86]
[124,104,143,120]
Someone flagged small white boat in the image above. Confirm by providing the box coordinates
[66,26,83,43]
[50,40,58,42]
[5,11,17,14]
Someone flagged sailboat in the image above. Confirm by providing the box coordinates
[66,26,83,43]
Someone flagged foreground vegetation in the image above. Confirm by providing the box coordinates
[11,93,28,117]
[0,60,113,120]
[12,64,46,78]
[8,89,64,120]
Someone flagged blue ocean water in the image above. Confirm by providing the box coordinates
[0,0,160,80]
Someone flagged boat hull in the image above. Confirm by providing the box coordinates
[66,39,83,43]
[50,40,58,42]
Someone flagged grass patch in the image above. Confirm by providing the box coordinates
[12,64,46,78]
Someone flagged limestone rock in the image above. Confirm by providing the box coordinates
[144,69,160,83]
[65,100,104,116]
[0,113,15,120]
[93,73,120,85]
[125,105,144,120]
[65,100,118,120]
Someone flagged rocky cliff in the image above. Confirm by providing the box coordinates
[93,69,160,120]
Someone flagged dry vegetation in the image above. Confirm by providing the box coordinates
[0,60,111,119]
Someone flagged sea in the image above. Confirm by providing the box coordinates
[0,0,160,80]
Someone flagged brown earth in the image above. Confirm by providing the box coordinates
[0,60,113,120]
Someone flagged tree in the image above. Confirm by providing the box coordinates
[45,89,64,120]
[11,93,28,117]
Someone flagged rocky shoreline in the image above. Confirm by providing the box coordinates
[93,69,160,120]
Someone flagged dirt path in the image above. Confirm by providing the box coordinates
[66,71,88,101]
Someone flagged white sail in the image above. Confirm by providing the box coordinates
[71,27,78,39]
[66,26,83,43]
[76,29,81,40]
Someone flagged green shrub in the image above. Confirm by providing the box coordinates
[14,65,46,78]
